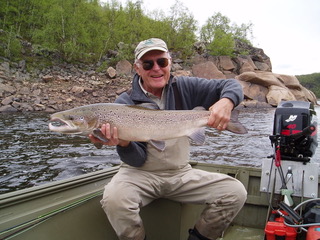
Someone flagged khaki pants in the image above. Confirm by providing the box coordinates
[100,164,247,240]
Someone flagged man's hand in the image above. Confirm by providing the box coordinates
[208,98,234,131]
[89,123,130,147]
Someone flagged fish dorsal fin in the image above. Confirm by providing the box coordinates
[131,103,159,110]
[188,127,206,145]
[149,140,166,151]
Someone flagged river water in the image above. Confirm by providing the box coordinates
[1,106,320,194]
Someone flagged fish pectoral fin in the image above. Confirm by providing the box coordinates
[92,128,109,143]
[149,140,166,151]
[189,128,206,145]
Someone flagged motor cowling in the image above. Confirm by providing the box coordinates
[270,101,318,163]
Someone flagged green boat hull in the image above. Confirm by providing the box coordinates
[1,162,318,240]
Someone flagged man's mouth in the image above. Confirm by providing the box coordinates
[151,74,164,78]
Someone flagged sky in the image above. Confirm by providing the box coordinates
[103,0,320,75]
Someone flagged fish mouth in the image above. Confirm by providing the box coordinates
[48,118,82,134]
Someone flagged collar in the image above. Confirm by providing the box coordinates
[138,77,149,96]
[129,74,174,105]
[138,77,167,100]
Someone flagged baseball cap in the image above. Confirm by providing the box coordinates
[134,38,168,60]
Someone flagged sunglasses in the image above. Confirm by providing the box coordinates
[140,58,169,70]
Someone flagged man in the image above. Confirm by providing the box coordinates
[90,38,247,240]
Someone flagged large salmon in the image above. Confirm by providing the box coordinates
[48,103,247,151]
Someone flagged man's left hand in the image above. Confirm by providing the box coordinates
[208,98,234,131]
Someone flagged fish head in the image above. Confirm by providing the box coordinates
[49,109,99,135]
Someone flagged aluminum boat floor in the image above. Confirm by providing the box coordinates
[220,225,265,240]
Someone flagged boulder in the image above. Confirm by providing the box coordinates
[223,71,237,79]
[192,61,225,79]
[300,87,318,103]
[1,95,14,105]
[237,56,256,73]
[42,75,54,83]
[266,85,296,106]
[11,101,34,111]
[172,70,192,77]
[0,105,18,112]
[276,74,301,89]
[238,80,268,102]
[0,83,16,95]
[171,63,183,72]
[237,71,317,106]
[71,86,85,94]
[237,71,284,87]
[116,60,132,75]
[107,67,117,78]
[19,86,31,95]
[32,89,42,96]
[218,56,235,71]
[254,61,271,71]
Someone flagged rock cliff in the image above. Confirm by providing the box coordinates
[187,43,317,107]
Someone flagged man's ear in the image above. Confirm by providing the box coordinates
[134,63,141,76]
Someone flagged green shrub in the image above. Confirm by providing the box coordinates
[0,29,22,60]
[296,73,320,98]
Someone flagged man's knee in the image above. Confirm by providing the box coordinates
[101,184,140,214]
[230,179,247,208]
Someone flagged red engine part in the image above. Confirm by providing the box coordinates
[306,226,320,240]
[265,211,297,240]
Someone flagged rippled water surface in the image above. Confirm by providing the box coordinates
[1,107,320,194]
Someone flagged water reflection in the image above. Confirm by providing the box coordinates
[1,106,319,194]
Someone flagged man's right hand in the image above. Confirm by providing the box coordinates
[89,123,130,147]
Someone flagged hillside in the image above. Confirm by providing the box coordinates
[296,73,320,98]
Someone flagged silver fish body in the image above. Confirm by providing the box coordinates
[48,103,247,150]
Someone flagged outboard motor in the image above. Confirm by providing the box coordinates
[270,100,318,163]
[264,101,320,240]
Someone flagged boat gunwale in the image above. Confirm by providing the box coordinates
[0,166,120,207]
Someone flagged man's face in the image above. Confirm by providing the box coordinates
[134,50,171,96]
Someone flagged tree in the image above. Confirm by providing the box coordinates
[165,0,197,57]
[0,0,255,64]
[31,0,107,62]
[200,12,253,56]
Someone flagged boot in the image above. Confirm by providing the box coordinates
[187,228,211,240]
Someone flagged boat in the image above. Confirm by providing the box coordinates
[0,162,270,240]
[0,160,319,240]
[1,100,319,240]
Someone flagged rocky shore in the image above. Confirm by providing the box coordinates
[0,60,133,112]
[0,45,317,113]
